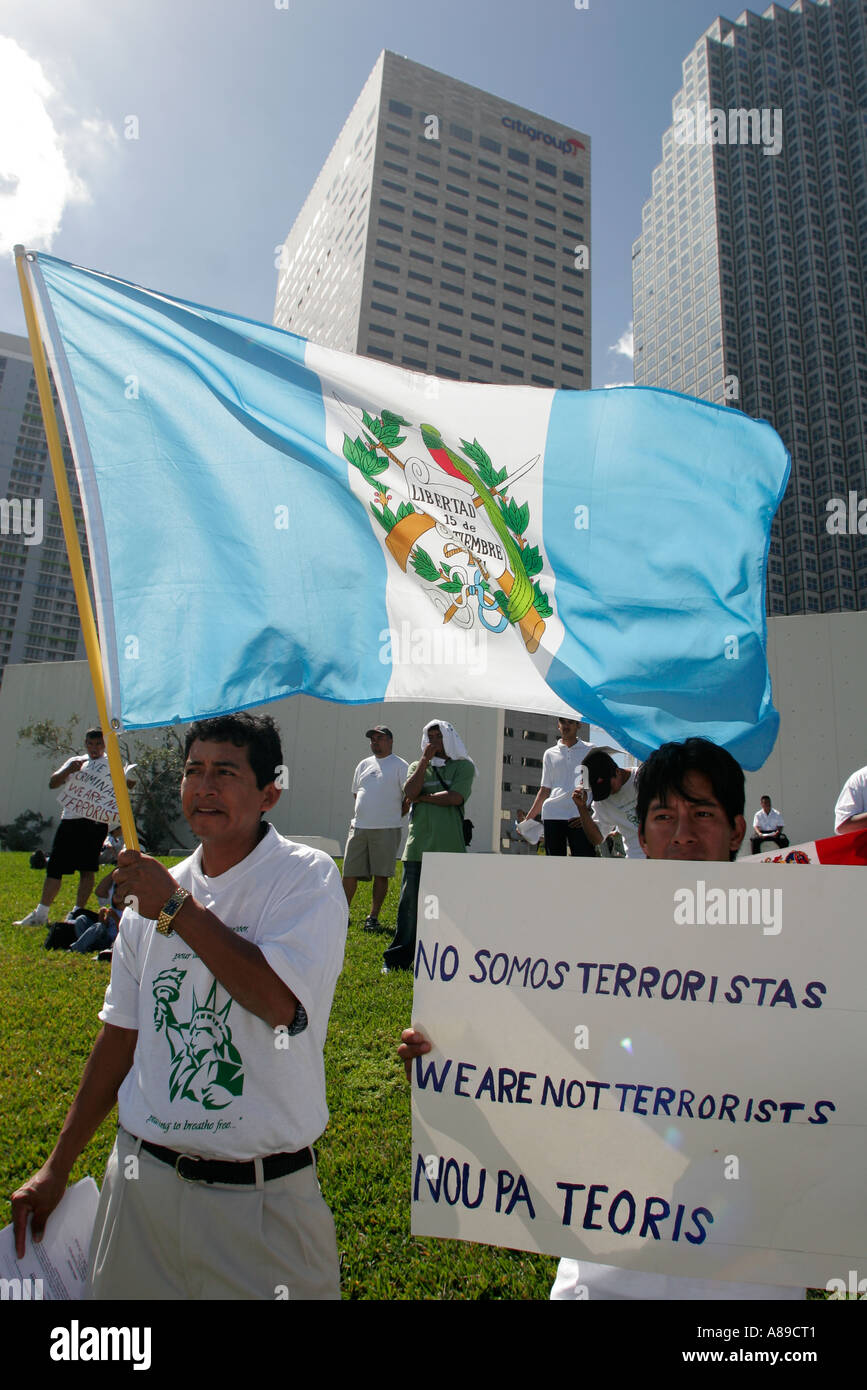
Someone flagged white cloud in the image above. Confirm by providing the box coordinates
[0,36,116,255]
[609,321,634,360]
[601,381,635,389]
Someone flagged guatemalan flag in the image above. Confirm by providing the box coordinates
[26,253,789,767]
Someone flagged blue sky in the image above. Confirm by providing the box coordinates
[1,0,766,386]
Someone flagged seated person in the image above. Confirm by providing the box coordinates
[750,795,788,855]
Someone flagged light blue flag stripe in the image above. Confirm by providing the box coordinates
[542,386,785,767]
[32,253,789,768]
[35,253,392,726]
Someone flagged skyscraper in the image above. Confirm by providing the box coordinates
[274,50,590,389]
[0,331,86,685]
[632,0,867,615]
[274,50,592,848]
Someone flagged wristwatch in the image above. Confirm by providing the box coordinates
[155,887,190,936]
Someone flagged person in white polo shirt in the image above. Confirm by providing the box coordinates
[524,717,595,857]
[12,712,347,1300]
[342,726,409,932]
[750,795,789,855]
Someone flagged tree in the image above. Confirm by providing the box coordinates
[17,717,189,855]
[0,810,53,851]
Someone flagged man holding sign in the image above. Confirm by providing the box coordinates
[401,738,803,1301]
[15,729,111,927]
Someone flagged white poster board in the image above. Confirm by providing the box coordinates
[410,856,866,1289]
[57,758,117,823]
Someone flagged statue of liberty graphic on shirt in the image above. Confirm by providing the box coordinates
[152,968,244,1110]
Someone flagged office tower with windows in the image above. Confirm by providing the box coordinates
[0,331,86,684]
[632,0,867,615]
[274,50,590,388]
[274,51,592,847]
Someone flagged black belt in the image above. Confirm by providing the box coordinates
[139,1138,313,1184]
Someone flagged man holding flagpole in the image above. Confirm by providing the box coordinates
[12,712,347,1300]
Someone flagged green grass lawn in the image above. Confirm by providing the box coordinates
[0,852,555,1300]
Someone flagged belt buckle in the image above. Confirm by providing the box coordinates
[175,1152,203,1183]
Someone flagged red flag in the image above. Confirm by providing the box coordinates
[758,828,867,865]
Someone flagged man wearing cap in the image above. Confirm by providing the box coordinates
[342,727,409,932]
[571,750,645,859]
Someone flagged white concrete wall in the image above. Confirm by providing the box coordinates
[0,660,503,855]
[742,612,866,851]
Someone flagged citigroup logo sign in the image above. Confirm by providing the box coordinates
[501,116,585,156]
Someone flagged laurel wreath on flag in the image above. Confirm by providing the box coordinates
[342,406,553,625]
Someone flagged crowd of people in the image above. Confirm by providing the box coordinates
[8,711,865,1301]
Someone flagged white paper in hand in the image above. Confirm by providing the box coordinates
[0,1177,99,1299]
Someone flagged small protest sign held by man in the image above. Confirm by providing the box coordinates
[15,729,113,927]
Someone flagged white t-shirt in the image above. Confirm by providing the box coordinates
[56,753,114,823]
[753,807,785,835]
[551,1257,803,1301]
[834,765,867,832]
[99,825,347,1158]
[351,753,409,829]
[591,770,644,859]
[541,740,594,821]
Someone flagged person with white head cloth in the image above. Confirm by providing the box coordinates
[382,720,474,973]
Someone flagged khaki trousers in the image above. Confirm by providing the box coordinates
[87,1127,340,1300]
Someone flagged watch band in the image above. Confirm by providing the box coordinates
[155,887,190,936]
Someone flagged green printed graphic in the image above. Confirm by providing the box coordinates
[152,969,244,1110]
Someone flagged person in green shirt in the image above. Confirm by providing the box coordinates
[382,720,474,973]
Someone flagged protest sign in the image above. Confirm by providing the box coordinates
[57,758,117,824]
[410,856,866,1289]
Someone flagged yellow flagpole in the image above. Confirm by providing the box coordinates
[14,245,140,852]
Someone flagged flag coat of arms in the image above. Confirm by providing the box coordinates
[27,254,789,767]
